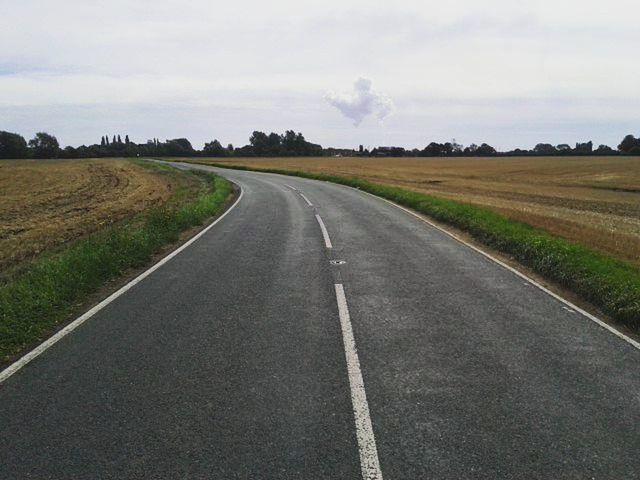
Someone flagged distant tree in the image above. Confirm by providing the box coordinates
[227,143,234,152]
[283,130,314,155]
[112,135,117,144]
[618,134,639,154]
[442,142,454,155]
[234,144,254,156]
[574,141,593,155]
[292,131,321,156]
[203,139,227,157]
[165,138,194,156]
[105,135,110,146]
[505,148,527,155]
[125,134,130,144]
[249,131,269,155]
[267,132,282,154]
[117,134,122,144]
[245,130,321,156]
[285,131,321,156]
[100,136,106,146]
[422,142,444,156]
[476,143,497,155]
[62,146,78,158]
[28,132,60,158]
[594,144,615,155]
[464,143,478,155]
[556,144,571,153]
[280,130,296,153]
[451,139,464,154]
[533,143,557,155]
[0,131,28,159]
[378,146,405,157]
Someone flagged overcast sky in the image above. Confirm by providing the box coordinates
[1,0,638,150]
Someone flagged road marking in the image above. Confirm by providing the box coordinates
[299,192,313,207]
[351,188,640,351]
[201,165,640,352]
[0,188,245,385]
[334,284,384,480]
[284,182,313,206]
[315,214,333,249]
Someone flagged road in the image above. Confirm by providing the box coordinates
[1,163,639,479]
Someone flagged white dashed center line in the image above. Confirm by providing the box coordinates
[315,214,333,249]
[299,193,313,207]
[308,188,383,479]
[335,284,384,480]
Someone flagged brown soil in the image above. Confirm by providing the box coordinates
[0,159,174,272]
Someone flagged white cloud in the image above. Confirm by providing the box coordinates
[325,78,394,126]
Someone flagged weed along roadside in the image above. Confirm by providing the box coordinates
[199,161,640,335]
[0,163,235,363]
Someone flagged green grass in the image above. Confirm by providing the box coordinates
[0,166,233,361]
[202,162,640,332]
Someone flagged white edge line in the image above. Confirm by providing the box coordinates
[335,283,383,480]
[299,192,313,207]
[315,214,333,249]
[350,186,640,351]
[284,184,297,191]
[0,187,245,384]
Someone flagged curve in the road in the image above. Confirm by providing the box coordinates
[1,163,639,480]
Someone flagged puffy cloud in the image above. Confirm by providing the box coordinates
[325,78,394,126]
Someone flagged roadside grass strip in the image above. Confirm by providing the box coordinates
[204,162,640,333]
[0,170,232,361]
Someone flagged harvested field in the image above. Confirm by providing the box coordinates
[0,164,232,361]
[200,156,640,266]
[0,159,177,273]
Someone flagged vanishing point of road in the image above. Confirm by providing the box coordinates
[1,162,639,479]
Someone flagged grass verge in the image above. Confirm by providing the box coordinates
[202,162,640,332]
[0,165,233,362]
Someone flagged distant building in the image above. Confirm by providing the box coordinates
[324,147,357,157]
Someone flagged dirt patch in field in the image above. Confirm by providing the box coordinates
[197,156,640,266]
[0,159,175,273]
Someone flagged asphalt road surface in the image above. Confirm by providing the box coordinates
[1,163,639,479]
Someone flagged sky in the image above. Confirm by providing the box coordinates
[1,0,638,150]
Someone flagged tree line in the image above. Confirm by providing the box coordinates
[0,130,321,159]
[1,130,639,159]
[371,139,634,157]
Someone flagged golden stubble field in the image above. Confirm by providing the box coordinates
[0,159,174,273]
[206,156,640,266]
